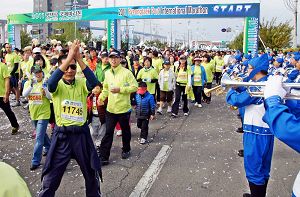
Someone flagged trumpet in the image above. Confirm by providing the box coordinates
[203,85,224,97]
[220,73,300,100]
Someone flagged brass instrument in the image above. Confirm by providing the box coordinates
[220,73,300,100]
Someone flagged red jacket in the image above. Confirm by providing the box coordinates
[87,93,107,124]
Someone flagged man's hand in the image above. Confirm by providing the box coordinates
[41,89,46,96]
[97,98,104,106]
[68,40,80,60]
[3,95,9,103]
[150,115,155,120]
[110,87,120,93]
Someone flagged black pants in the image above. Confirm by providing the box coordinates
[192,86,202,104]
[0,97,19,128]
[202,83,212,102]
[100,111,131,160]
[137,118,149,139]
[155,82,160,102]
[172,85,189,115]
[215,72,222,85]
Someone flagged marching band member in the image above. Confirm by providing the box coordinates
[226,54,273,197]
[268,57,284,76]
[262,75,300,197]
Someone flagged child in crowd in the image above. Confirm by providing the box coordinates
[157,59,176,114]
[135,82,156,144]
[87,84,107,152]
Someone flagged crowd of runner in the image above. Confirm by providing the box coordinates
[0,39,300,196]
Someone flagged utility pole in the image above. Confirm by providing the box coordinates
[295,0,298,48]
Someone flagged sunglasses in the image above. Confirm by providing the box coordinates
[66,64,77,70]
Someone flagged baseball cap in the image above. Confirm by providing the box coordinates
[31,65,43,74]
[100,51,108,58]
[109,50,120,58]
[32,47,41,54]
[164,59,171,65]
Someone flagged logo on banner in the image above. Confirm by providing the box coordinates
[213,5,252,13]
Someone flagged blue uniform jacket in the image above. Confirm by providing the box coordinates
[226,76,272,135]
[263,96,300,153]
[135,91,156,119]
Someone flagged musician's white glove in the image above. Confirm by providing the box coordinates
[264,75,287,99]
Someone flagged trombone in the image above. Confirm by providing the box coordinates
[220,73,300,100]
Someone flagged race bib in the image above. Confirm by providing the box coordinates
[194,75,202,82]
[177,72,187,81]
[92,97,98,115]
[61,100,84,122]
[28,93,43,105]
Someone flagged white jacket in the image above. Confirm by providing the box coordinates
[158,69,176,91]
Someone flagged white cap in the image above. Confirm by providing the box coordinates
[23,46,32,51]
[32,47,41,54]
[142,51,147,57]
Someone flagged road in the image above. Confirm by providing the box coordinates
[0,95,298,197]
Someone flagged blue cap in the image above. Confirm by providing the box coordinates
[164,59,171,65]
[268,55,273,61]
[108,50,120,58]
[243,60,249,66]
[276,58,284,64]
[246,53,269,81]
[234,54,242,61]
[244,54,252,60]
[293,52,300,56]
[294,55,300,61]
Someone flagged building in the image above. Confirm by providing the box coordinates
[32,0,90,42]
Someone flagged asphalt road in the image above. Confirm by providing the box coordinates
[0,95,298,197]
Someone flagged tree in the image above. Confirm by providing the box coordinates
[20,30,31,49]
[229,18,293,51]
[228,32,243,51]
[145,39,168,49]
[49,22,92,45]
[259,18,293,50]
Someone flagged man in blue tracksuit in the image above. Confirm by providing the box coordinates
[263,75,300,197]
[226,54,273,197]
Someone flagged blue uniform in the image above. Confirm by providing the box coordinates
[263,96,300,197]
[226,76,274,186]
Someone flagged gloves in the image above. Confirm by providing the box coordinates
[142,78,151,83]
[264,75,287,99]
[31,77,37,87]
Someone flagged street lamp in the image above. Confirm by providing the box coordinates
[70,0,91,39]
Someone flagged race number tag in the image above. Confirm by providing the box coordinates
[177,72,187,81]
[92,97,98,115]
[28,93,43,105]
[61,100,84,122]
[194,75,202,82]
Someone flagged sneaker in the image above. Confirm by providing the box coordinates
[121,151,131,159]
[167,106,172,113]
[31,130,36,139]
[236,127,244,133]
[194,102,198,106]
[116,130,122,137]
[197,104,203,108]
[11,127,19,135]
[184,112,189,116]
[30,164,40,171]
[140,138,147,144]
[157,108,163,115]
[171,113,178,118]
[11,101,21,107]
[23,103,29,109]
[238,149,244,157]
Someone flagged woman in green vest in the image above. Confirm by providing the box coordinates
[201,54,214,104]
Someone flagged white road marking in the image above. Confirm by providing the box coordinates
[129,145,172,197]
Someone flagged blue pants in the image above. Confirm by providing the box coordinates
[32,120,51,166]
[39,125,101,197]
[243,132,274,185]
